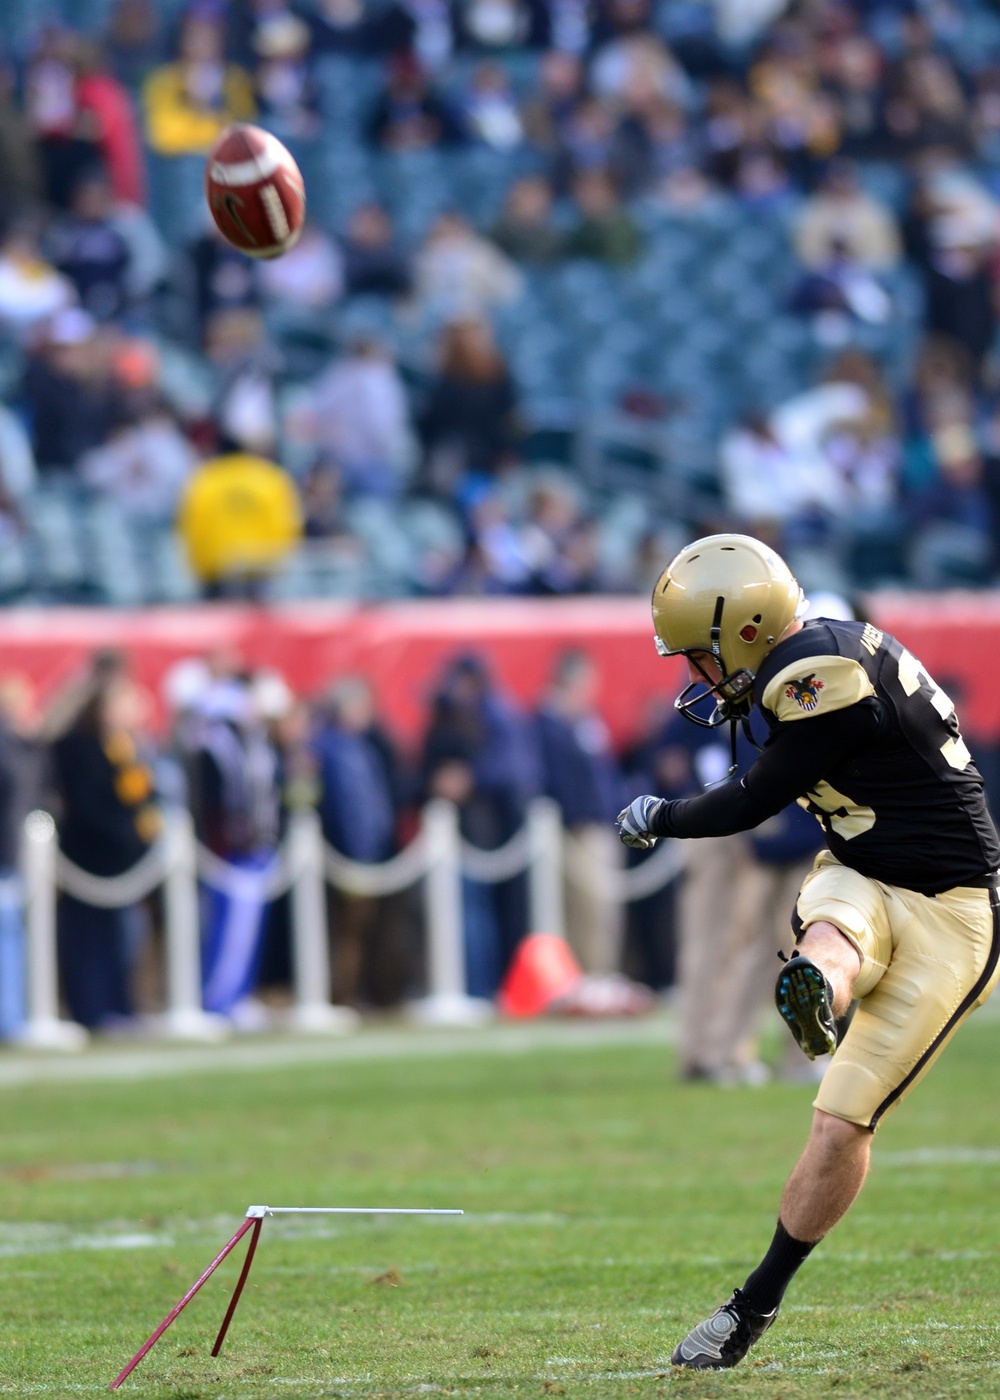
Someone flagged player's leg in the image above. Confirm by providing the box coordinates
[670,1107,873,1370]
[779,1109,872,1240]
[672,859,888,1370]
[673,871,999,1372]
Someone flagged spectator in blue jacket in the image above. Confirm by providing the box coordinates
[535,648,625,974]
[313,675,397,1007]
[422,651,541,991]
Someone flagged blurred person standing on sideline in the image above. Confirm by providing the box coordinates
[421,694,504,1000]
[313,677,400,1008]
[0,677,44,1039]
[535,649,625,976]
[48,652,160,1031]
[187,674,281,1026]
[422,653,540,988]
[647,706,765,1081]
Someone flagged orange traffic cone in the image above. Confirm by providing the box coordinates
[498,933,582,1018]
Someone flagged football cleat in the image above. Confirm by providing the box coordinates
[775,955,837,1060]
[671,1288,777,1369]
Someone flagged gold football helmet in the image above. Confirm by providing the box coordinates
[651,533,804,729]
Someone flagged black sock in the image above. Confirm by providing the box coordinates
[740,1220,816,1315]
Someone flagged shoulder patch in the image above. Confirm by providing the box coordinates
[762,654,875,723]
[784,673,825,713]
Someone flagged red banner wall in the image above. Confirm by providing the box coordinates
[0,594,996,746]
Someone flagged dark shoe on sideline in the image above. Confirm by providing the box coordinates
[775,955,837,1060]
[671,1288,777,1369]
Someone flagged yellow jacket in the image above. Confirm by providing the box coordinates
[178,453,302,582]
[142,62,256,156]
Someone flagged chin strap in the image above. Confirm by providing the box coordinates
[724,713,763,779]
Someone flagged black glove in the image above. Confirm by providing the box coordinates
[616,795,667,849]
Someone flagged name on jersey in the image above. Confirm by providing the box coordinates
[860,623,884,657]
[785,673,825,712]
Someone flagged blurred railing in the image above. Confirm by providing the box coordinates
[17,799,684,1049]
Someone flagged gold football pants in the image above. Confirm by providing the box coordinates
[795,852,1000,1129]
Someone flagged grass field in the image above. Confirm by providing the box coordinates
[2,1013,1000,1399]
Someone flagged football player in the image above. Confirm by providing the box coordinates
[618,533,1000,1369]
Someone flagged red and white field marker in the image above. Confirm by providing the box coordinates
[109,1205,463,1390]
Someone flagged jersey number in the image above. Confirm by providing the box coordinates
[799,781,876,841]
[896,649,972,772]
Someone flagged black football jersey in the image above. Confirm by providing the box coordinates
[753,618,1000,893]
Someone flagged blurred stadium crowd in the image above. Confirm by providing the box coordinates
[0,0,998,600]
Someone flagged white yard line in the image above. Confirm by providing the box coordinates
[0,1209,568,1261]
[874,1147,1000,1166]
[2,992,996,1091]
[0,1017,675,1090]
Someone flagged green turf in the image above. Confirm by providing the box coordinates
[1,1014,1000,1398]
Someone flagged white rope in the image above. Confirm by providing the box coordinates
[264,847,298,899]
[49,810,684,912]
[195,845,288,900]
[613,841,685,901]
[460,825,533,883]
[55,843,170,908]
[563,834,684,903]
[323,835,429,897]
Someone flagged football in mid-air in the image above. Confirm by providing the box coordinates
[204,123,305,259]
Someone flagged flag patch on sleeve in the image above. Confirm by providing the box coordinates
[785,674,825,713]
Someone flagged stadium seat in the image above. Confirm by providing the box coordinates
[63,0,115,31]
[0,528,30,600]
[146,530,200,604]
[147,154,213,248]
[313,56,385,131]
[26,488,91,601]
[343,497,417,587]
[267,541,379,600]
[84,500,147,607]
[0,0,41,46]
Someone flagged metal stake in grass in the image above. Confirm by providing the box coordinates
[108,1205,463,1390]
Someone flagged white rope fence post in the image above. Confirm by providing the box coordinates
[162,807,229,1041]
[286,808,358,1033]
[11,798,686,1050]
[18,810,87,1050]
[526,797,565,938]
[411,799,492,1025]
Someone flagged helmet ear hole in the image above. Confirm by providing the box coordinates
[740,624,758,642]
